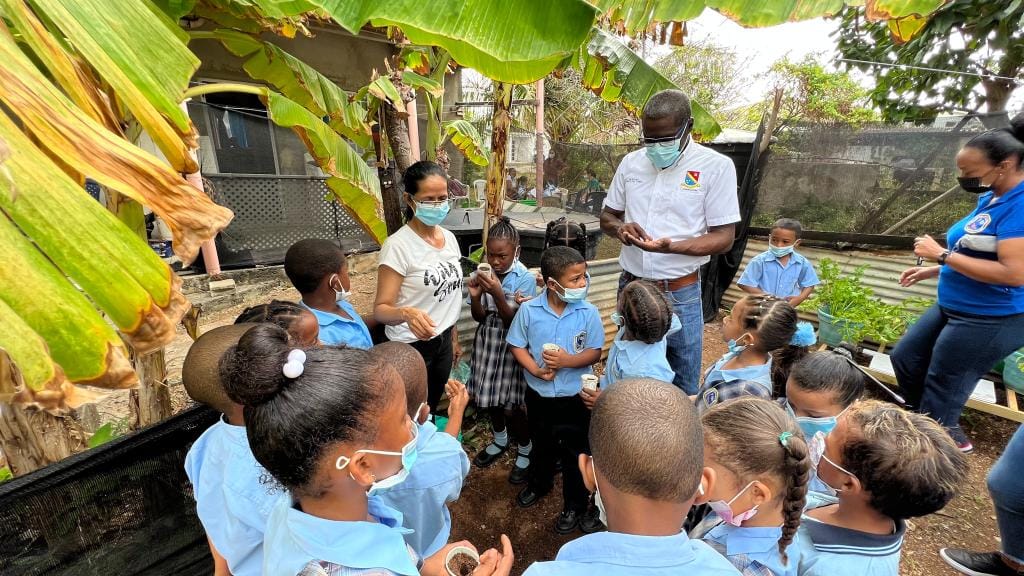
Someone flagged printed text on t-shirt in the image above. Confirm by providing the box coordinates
[423,261,463,301]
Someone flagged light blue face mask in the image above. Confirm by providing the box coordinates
[336,421,419,495]
[769,244,794,258]
[645,142,683,169]
[552,279,588,304]
[726,332,750,354]
[414,200,450,226]
[785,401,845,438]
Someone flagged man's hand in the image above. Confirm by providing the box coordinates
[629,236,672,253]
[617,222,651,246]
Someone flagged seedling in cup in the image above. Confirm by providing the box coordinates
[581,374,599,392]
[477,262,492,279]
[445,546,480,576]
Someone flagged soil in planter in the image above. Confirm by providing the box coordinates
[446,552,478,576]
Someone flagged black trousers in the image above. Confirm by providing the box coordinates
[407,326,454,412]
[525,387,592,513]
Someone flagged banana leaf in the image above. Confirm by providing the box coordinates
[210,29,372,148]
[0,110,188,356]
[444,120,489,166]
[262,91,387,243]
[402,70,444,98]
[0,213,136,389]
[0,299,63,396]
[366,75,406,111]
[314,0,599,84]
[579,27,721,140]
[25,0,200,173]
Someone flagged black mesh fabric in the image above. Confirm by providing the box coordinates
[0,405,219,576]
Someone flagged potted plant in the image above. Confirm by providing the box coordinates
[800,258,931,350]
[1002,349,1024,395]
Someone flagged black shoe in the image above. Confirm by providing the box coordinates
[516,486,547,508]
[509,463,529,485]
[554,509,580,534]
[941,548,1024,576]
[473,443,507,468]
[579,504,605,534]
[553,457,563,473]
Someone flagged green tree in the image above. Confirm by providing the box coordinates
[653,40,751,120]
[835,1,1024,122]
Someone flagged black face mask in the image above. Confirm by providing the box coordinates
[958,165,999,194]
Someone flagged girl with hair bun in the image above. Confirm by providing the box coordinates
[219,324,511,576]
[894,112,1024,454]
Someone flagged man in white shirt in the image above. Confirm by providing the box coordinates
[600,90,740,394]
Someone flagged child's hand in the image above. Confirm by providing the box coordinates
[422,541,479,576]
[580,387,601,409]
[541,348,568,370]
[473,535,514,576]
[513,290,533,304]
[534,271,544,287]
[477,271,503,297]
[446,379,469,415]
[467,275,483,299]
[532,366,556,381]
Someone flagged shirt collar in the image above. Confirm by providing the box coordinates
[988,179,1024,206]
[268,495,417,575]
[708,523,784,556]
[415,419,438,451]
[501,260,530,283]
[300,300,359,326]
[214,417,250,447]
[718,353,773,382]
[801,515,906,557]
[763,250,803,264]
[532,289,587,318]
[556,531,698,568]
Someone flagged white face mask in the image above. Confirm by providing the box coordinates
[592,459,607,526]
[336,422,419,495]
[330,274,351,302]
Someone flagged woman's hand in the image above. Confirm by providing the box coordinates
[401,307,437,340]
[913,235,945,262]
[899,265,941,287]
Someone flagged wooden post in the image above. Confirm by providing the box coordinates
[483,82,514,246]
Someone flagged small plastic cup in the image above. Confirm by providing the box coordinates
[581,374,599,392]
[477,262,492,278]
[445,545,480,576]
[542,343,560,353]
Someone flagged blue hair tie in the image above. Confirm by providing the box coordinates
[790,322,816,347]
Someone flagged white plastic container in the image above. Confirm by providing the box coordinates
[445,545,480,576]
[476,262,492,278]
[581,374,599,391]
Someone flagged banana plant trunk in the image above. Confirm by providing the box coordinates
[381,74,416,235]
[483,82,513,246]
[129,349,170,429]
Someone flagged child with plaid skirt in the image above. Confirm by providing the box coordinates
[467,217,538,484]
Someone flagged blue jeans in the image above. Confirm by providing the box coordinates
[988,424,1024,562]
[618,273,703,394]
[891,304,1024,439]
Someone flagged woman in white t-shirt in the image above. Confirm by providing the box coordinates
[375,161,464,411]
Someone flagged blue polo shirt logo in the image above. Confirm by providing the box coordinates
[702,388,719,408]
[965,213,991,233]
[574,331,587,353]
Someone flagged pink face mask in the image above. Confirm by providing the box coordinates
[707,481,759,527]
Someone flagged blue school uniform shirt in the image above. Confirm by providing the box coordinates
[701,522,800,576]
[522,530,741,576]
[738,250,819,299]
[796,501,906,576]
[376,420,470,558]
[183,418,277,576]
[301,299,373,349]
[939,181,1024,316]
[263,494,419,576]
[698,350,773,413]
[506,290,605,397]
[602,315,680,386]
[467,260,538,310]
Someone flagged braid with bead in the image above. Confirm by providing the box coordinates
[622,280,672,344]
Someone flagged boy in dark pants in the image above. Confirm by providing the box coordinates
[507,246,604,534]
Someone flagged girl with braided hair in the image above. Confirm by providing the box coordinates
[467,216,538,484]
[234,300,319,347]
[696,295,797,414]
[585,280,679,406]
[692,397,811,576]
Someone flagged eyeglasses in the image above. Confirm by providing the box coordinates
[639,124,686,147]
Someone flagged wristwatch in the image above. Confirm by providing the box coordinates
[938,250,951,265]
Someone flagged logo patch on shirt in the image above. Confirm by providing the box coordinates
[681,170,701,190]
[574,331,587,353]
[702,388,718,408]
[965,213,992,233]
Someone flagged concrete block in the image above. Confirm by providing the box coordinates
[208,278,236,293]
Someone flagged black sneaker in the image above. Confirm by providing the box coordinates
[553,456,563,473]
[473,443,508,468]
[579,504,605,534]
[940,548,1024,576]
[555,509,580,534]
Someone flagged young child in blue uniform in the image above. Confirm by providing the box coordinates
[523,378,740,576]
[698,295,798,413]
[218,324,510,576]
[284,238,374,348]
[372,341,471,558]
[183,324,279,576]
[782,347,864,440]
[691,397,811,576]
[598,279,679,388]
[798,400,968,576]
[234,300,320,347]
[468,217,538,484]
[738,218,818,308]
[507,245,605,535]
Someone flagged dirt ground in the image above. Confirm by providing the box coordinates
[156,259,1017,576]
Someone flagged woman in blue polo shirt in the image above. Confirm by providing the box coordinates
[893,114,1024,454]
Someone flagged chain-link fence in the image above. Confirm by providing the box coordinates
[754,119,988,238]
